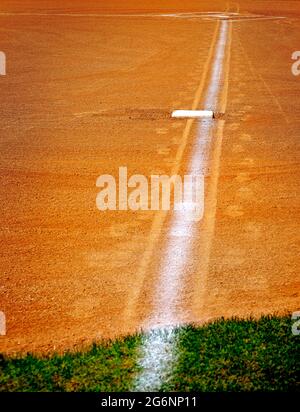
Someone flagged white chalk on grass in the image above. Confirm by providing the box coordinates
[171,110,214,119]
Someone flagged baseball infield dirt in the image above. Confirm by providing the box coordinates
[0,0,299,354]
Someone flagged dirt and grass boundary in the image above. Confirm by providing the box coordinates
[0,314,298,392]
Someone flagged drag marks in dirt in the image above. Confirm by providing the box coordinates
[232,144,245,153]
[235,172,251,183]
[224,204,244,218]
[224,127,255,218]
[236,34,290,125]
[155,127,169,135]
[240,133,252,142]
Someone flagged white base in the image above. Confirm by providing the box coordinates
[171,110,214,118]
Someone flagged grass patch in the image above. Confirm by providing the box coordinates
[0,315,298,391]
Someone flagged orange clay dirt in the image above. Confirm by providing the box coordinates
[0,0,299,354]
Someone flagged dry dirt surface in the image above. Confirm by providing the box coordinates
[0,0,299,354]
